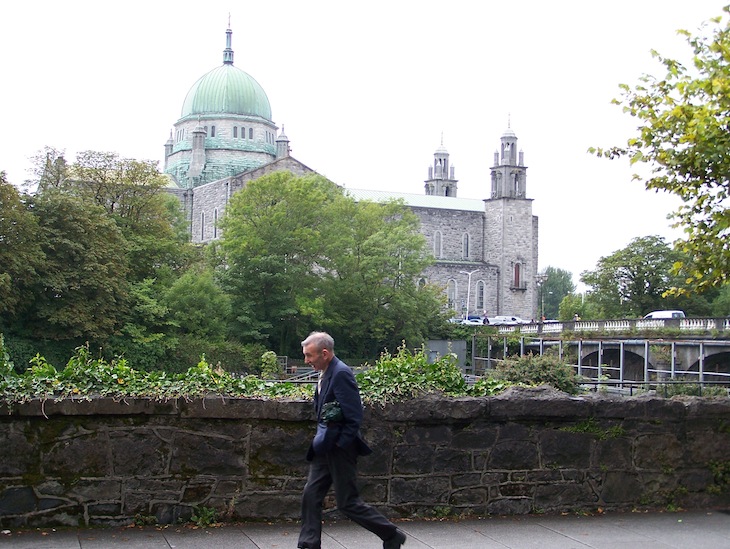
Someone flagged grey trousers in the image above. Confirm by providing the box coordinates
[298,444,397,548]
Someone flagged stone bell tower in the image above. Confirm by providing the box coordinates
[484,122,539,319]
[424,136,458,197]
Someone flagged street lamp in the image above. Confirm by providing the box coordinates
[536,271,548,321]
[459,269,480,318]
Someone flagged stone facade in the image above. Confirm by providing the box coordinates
[1,389,728,527]
[164,27,540,320]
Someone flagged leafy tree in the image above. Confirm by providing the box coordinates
[217,171,441,357]
[313,197,441,357]
[710,284,730,316]
[103,278,177,371]
[0,173,44,320]
[18,190,129,340]
[580,235,690,318]
[68,150,192,282]
[164,268,231,341]
[217,171,344,353]
[12,149,195,363]
[591,8,730,293]
[24,146,69,193]
[540,266,575,319]
[558,293,601,321]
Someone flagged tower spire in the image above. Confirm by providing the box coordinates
[223,24,234,65]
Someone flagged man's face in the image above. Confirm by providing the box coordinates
[303,343,330,371]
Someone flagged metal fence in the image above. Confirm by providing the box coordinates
[471,334,730,392]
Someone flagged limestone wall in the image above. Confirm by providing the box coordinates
[0,388,728,528]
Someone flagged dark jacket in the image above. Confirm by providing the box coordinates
[306,356,372,461]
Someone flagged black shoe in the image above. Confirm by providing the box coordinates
[383,528,406,549]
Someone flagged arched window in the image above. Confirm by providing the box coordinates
[462,233,470,259]
[476,280,485,311]
[210,125,216,137]
[233,127,237,138]
[447,279,457,311]
[200,212,205,241]
[249,127,254,139]
[418,278,427,288]
[434,230,443,258]
[213,208,219,239]
[513,263,521,288]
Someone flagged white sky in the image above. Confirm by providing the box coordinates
[0,1,723,287]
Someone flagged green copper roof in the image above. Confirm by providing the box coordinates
[180,28,272,120]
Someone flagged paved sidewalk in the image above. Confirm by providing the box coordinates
[0,510,728,548]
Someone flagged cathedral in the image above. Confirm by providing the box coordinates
[164,28,539,321]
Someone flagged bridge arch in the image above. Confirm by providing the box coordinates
[476,335,730,387]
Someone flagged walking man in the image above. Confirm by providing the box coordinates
[297,331,406,549]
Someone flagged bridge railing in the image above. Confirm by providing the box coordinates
[471,334,730,392]
[494,317,730,335]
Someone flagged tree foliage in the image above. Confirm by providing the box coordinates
[164,268,231,342]
[217,171,344,352]
[558,293,600,322]
[19,190,130,340]
[25,146,69,194]
[540,266,575,319]
[313,197,441,357]
[216,171,441,356]
[591,7,730,293]
[5,148,195,353]
[69,151,192,282]
[579,235,709,318]
[0,173,43,319]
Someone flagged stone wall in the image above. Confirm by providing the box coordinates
[0,387,728,528]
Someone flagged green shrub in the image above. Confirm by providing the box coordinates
[357,344,468,404]
[496,353,582,394]
[190,505,217,527]
[3,334,78,375]
[0,345,311,404]
[0,334,13,379]
[468,377,513,396]
[158,338,266,375]
[260,350,281,379]
[656,383,727,398]
[102,333,176,372]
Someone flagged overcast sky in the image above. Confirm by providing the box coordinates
[0,1,723,286]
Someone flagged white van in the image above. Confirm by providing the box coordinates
[489,315,530,325]
[643,310,686,319]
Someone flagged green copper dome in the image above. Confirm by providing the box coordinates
[180,28,272,120]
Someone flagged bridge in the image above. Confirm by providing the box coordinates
[470,318,730,391]
[496,316,730,336]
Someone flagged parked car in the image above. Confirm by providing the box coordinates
[489,315,530,325]
[447,315,485,325]
[461,318,485,325]
[643,310,686,319]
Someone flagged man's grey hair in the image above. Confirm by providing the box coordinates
[301,331,334,352]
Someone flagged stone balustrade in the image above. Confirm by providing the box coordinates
[500,317,730,335]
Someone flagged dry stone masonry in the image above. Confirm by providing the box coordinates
[0,387,728,527]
